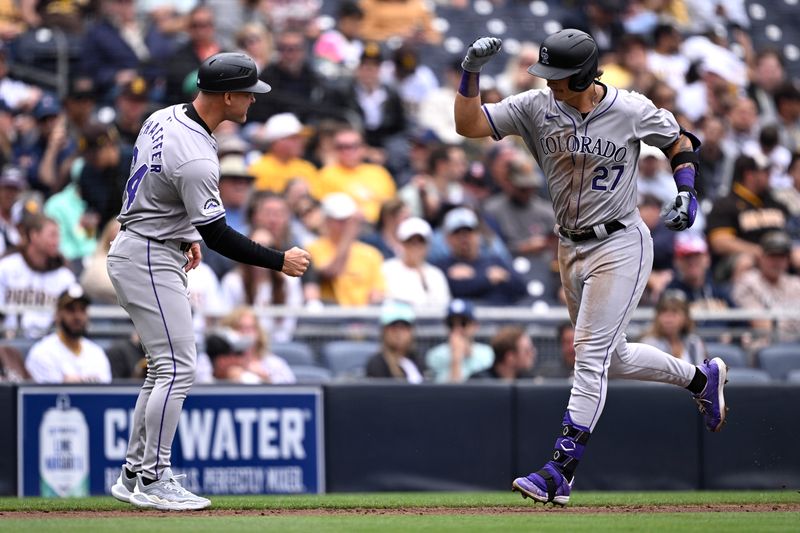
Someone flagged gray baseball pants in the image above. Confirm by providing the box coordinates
[558,220,696,432]
[107,230,196,480]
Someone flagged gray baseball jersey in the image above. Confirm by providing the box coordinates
[483,84,695,432]
[108,104,225,481]
[117,105,225,242]
[483,85,679,230]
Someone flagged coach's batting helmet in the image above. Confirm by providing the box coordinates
[528,29,598,92]
[197,53,271,94]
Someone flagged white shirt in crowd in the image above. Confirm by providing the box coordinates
[25,333,112,383]
[381,258,451,309]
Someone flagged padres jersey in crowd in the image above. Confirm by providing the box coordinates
[117,105,227,242]
[483,86,679,230]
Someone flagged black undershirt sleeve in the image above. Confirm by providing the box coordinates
[196,216,285,271]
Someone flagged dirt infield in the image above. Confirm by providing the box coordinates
[3,502,800,518]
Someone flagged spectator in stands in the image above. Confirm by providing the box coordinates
[325,43,407,155]
[470,325,537,381]
[281,178,322,246]
[0,46,40,114]
[0,165,25,257]
[637,142,675,205]
[426,298,493,383]
[666,233,736,318]
[646,22,689,91]
[706,153,789,282]
[359,0,441,45]
[776,152,800,269]
[723,96,759,156]
[381,216,450,309]
[774,82,800,154]
[360,197,409,259]
[25,284,112,383]
[744,124,793,190]
[221,227,303,343]
[235,22,274,74]
[731,231,800,342]
[416,58,463,145]
[432,206,525,305]
[187,254,229,343]
[62,76,97,135]
[221,306,296,384]
[312,126,396,225]
[14,93,75,196]
[561,0,625,56]
[203,327,260,383]
[383,43,438,118]
[112,76,151,148]
[698,115,737,203]
[365,300,423,382]
[746,49,785,122]
[0,100,13,169]
[390,126,441,190]
[248,112,318,193]
[638,193,675,306]
[79,218,121,305]
[483,158,557,303]
[398,143,468,225]
[0,213,76,338]
[639,289,707,366]
[80,0,171,100]
[249,30,327,123]
[312,0,364,79]
[307,193,385,306]
[556,322,576,379]
[496,41,546,97]
[163,5,223,105]
[0,341,30,382]
[105,331,146,381]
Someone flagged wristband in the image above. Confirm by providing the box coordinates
[458,71,480,98]
[674,166,695,192]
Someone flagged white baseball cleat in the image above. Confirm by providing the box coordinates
[129,468,211,511]
[111,465,138,504]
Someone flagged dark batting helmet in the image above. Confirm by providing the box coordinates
[196,53,271,94]
[528,29,598,92]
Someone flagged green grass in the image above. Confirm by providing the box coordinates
[0,491,797,532]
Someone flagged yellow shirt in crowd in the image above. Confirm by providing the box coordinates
[307,237,385,306]
[313,163,397,223]
[248,153,319,193]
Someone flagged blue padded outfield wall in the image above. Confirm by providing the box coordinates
[2,382,798,496]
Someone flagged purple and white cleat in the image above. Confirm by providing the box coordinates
[512,462,572,506]
[693,357,728,432]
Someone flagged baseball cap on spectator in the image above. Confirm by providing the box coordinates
[118,76,149,101]
[640,142,666,160]
[508,160,541,188]
[34,93,61,120]
[216,134,250,157]
[409,126,440,146]
[205,328,253,359]
[443,207,479,234]
[259,112,307,144]
[79,122,119,151]
[66,76,96,100]
[219,154,255,181]
[361,41,383,63]
[57,284,91,309]
[760,231,792,255]
[380,300,416,326]
[0,165,26,189]
[447,298,475,322]
[321,192,357,220]
[674,234,708,257]
[397,217,432,242]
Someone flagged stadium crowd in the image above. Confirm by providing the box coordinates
[0,0,799,384]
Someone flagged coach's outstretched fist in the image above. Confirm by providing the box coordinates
[282,247,311,277]
[462,37,502,72]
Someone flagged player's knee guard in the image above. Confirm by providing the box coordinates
[551,411,591,481]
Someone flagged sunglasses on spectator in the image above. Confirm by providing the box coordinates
[335,142,362,150]
[190,20,214,28]
[278,44,303,52]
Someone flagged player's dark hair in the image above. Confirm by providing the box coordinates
[491,325,527,366]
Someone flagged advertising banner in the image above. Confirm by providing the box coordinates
[18,386,324,496]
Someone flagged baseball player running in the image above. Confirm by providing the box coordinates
[109,52,311,510]
[454,30,727,505]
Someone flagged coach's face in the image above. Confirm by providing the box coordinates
[224,92,256,123]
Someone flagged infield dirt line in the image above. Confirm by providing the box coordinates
[2,503,799,518]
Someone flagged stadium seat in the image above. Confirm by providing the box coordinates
[0,338,36,358]
[725,367,772,384]
[271,341,317,367]
[756,343,800,380]
[705,342,748,368]
[290,365,333,384]
[322,340,380,377]
[787,369,800,384]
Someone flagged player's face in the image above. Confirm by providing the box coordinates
[546,77,577,102]
[225,92,256,123]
